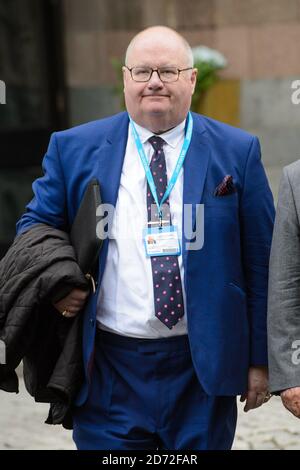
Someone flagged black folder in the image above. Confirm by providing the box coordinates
[70,179,103,277]
[51,179,103,304]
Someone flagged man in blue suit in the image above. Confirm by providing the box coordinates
[16,26,274,450]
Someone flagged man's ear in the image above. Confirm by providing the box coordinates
[122,66,128,87]
[191,68,198,93]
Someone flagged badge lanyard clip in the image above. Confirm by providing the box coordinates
[159,211,163,229]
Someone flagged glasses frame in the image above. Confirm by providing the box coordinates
[124,65,193,83]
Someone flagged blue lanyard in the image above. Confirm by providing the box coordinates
[130,112,193,222]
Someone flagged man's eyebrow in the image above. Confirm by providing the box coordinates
[130,64,179,68]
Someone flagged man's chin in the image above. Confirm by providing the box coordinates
[143,105,169,115]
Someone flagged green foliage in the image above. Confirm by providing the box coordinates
[111,57,126,110]
[191,61,220,112]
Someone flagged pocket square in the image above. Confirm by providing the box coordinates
[214,175,236,196]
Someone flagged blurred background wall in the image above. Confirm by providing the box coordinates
[0,0,300,256]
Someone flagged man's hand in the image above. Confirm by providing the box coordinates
[240,366,269,412]
[281,387,300,418]
[53,288,89,318]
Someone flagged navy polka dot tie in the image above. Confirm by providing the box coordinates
[147,136,184,329]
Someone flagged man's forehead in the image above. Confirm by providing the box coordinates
[131,37,183,52]
[127,42,186,66]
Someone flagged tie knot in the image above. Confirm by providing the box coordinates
[148,136,165,152]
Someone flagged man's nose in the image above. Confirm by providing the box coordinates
[147,70,164,88]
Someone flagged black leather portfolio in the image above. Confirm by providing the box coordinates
[70,179,103,276]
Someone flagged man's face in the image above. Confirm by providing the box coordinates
[123,36,197,131]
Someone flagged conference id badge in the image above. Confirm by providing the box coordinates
[143,226,181,257]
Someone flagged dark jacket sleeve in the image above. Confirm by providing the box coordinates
[268,165,300,392]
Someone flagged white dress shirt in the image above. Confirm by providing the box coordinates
[96,119,188,338]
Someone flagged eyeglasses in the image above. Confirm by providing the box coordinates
[124,66,193,83]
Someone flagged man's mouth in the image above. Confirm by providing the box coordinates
[142,94,169,98]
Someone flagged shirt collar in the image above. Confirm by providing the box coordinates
[132,118,186,149]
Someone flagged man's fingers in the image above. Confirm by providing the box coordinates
[69,298,87,308]
[283,402,300,418]
[53,288,89,316]
[62,310,77,318]
[65,304,81,313]
[281,388,300,418]
[243,391,257,412]
[281,398,300,418]
[69,289,89,301]
[240,394,247,402]
[255,392,266,409]
[243,391,268,412]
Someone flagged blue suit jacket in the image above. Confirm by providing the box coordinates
[16,112,275,401]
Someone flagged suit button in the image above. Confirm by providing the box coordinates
[89,318,95,327]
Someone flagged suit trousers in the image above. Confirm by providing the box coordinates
[72,329,237,450]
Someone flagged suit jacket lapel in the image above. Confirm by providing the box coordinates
[182,114,210,272]
[96,112,129,207]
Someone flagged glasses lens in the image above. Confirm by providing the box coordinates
[131,67,152,82]
[158,68,178,82]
